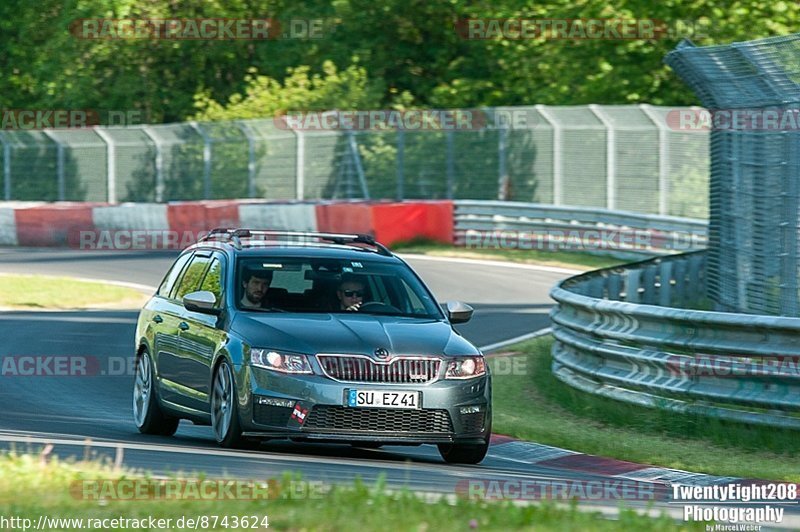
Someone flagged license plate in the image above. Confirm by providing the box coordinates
[346,389,421,409]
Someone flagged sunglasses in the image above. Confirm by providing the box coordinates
[342,290,364,297]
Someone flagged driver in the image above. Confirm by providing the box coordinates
[336,275,366,311]
[241,268,273,309]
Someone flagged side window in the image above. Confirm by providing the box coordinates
[198,257,224,307]
[157,253,193,297]
[173,255,212,301]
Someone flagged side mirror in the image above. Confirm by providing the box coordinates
[183,290,220,315]
[446,301,473,324]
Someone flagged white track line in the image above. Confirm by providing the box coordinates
[480,327,552,352]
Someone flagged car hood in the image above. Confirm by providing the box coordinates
[231,312,480,356]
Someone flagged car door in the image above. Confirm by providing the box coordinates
[158,252,212,409]
[150,251,193,406]
[177,252,228,413]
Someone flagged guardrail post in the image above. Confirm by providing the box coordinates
[589,105,616,211]
[42,130,65,201]
[141,126,165,202]
[93,127,117,204]
[237,121,257,198]
[535,105,562,205]
[626,269,641,303]
[189,122,212,199]
[658,260,673,307]
[607,273,621,300]
[396,129,405,201]
[0,132,10,200]
[640,104,671,216]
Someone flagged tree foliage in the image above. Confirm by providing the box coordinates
[2,0,799,122]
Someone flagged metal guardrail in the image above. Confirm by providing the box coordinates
[549,250,800,429]
[454,200,707,259]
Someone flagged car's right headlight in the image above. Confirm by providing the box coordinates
[250,348,313,374]
[444,356,486,379]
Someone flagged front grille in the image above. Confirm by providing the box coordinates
[253,404,293,426]
[318,355,441,384]
[304,406,453,433]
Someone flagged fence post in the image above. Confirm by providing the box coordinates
[446,130,455,199]
[42,130,65,201]
[93,127,117,203]
[497,123,509,200]
[347,132,370,200]
[588,105,616,211]
[396,129,405,200]
[189,122,212,199]
[535,105,562,205]
[294,129,305,200]
[0,132,10,200]
[640,104,670,216]
[141,126,165,202]
[237,121,257,198]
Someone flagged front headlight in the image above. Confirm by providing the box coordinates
[444,356,486,379]
[250,348,313,374]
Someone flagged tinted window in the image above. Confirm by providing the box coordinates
[157,252,192,297]
[198,257,224,307]
[173,255,212,300]
[236,257,442,317]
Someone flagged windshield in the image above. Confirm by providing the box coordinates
[235,257,443,319]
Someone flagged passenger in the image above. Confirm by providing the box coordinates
[240,268,273,309]
[336,275,366,312]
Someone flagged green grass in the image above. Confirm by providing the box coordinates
[391,238,626,271]
[490,337,800,481]
[0,451,697,531]
[0,274,147,309]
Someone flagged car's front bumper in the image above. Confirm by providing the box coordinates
[235,364,491,444]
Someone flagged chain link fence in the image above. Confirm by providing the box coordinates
[0,105,709,218]
[666,34,800,317]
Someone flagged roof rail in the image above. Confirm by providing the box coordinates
[198,229,393,256]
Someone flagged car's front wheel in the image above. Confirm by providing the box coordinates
[438,439,490,464]
[438,419,491,464]
[133,350,179,436]
[211,359,248,448]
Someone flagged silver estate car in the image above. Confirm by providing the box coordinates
[133,230,491,464]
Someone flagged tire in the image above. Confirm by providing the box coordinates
[133,350,179,436]
[438,418,491,465]
[210,359,248,448]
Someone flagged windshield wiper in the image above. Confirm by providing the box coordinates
[248,306,288,313]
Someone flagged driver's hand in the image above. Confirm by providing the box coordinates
[346,302,362,312]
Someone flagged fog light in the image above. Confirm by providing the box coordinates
[257,397,295,408]
[460,405,483,414]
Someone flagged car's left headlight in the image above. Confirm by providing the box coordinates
[444,356,486,379]
[250,348,313,374]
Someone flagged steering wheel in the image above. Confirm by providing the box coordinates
[359,301,402,313]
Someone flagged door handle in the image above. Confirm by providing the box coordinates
[153,315,163,324]
[179,322,190,331]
